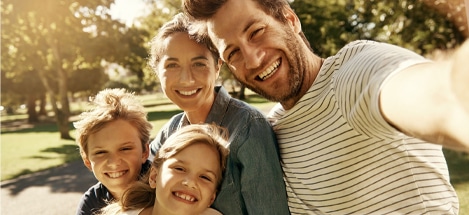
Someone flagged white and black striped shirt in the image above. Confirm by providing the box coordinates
[268,40,458,214]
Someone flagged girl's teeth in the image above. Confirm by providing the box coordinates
[175,192,196,202]
[107,171,125,178]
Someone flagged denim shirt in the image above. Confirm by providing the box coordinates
[150,86,290,215]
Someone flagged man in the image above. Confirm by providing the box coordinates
[183,0,469,214]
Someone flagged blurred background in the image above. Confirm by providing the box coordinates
[1,0,468,214]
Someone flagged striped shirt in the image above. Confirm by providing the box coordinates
[268,40,459,214]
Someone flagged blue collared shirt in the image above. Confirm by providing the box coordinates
[150,86,290,215]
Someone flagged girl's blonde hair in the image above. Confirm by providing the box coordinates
[99,124,230,214]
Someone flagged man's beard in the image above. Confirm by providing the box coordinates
[239,31,305,103]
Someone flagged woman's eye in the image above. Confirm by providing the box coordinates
[193,62,208,68]
[166,63,178,69]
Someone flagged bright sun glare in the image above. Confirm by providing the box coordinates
[109,0,148,26]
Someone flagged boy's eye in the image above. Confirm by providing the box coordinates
[121,147,132,151]
[94,150,106,155]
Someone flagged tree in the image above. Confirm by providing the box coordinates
[290,0,465,57]
[1,0,136,139]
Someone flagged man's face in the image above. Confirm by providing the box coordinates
[206,0,308,104]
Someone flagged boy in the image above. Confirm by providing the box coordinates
[74,88,153,215]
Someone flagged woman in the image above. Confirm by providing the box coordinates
[148,13,290,215]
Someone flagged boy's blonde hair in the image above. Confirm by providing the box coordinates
[73,88,153,161]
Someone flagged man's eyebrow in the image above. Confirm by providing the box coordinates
[223,19,257,57]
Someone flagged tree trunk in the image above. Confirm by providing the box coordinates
[38,37,72,140]
[38,93,47,116]
[27,94,39,123]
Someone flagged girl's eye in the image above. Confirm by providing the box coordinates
[121,147,132,151]
[94,150,105,155]
[200,175,213,182]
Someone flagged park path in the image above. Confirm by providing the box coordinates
[1,160,97,215]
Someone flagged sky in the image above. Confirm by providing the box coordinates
[109,0,149,26]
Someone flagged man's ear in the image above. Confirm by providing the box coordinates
[142,142,150,163]
[283,6,301,34]
[83,157,92,171]
[149,167,158,188]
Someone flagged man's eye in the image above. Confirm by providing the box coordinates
[173,167,185,172]
[228,49,239,61]
[250,28,264,39]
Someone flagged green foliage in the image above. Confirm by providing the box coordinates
[291,0,465,57]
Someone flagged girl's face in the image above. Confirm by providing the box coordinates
[150,143,221,215]
[156,32,220,114]
[85,119,149,198]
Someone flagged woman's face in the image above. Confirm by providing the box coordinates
[157,32,219,114]
[150,143,221,215]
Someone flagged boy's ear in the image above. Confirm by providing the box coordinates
[83,157,92,171]
[142,142,150,163]
[149,167,158,188]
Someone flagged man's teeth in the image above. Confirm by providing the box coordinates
[107,171,126,178]
[179,89,197,96]
[258,60,280,80]
[175,192,196,202]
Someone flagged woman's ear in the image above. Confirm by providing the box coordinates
[283,6,301,34]
[149,167,158,188]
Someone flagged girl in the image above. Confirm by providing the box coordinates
[99,124,229,215]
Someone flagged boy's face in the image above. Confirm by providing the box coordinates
[150,143,220,215]
[84,119,149,198]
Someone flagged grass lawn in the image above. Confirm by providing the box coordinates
[1,93,468,213]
